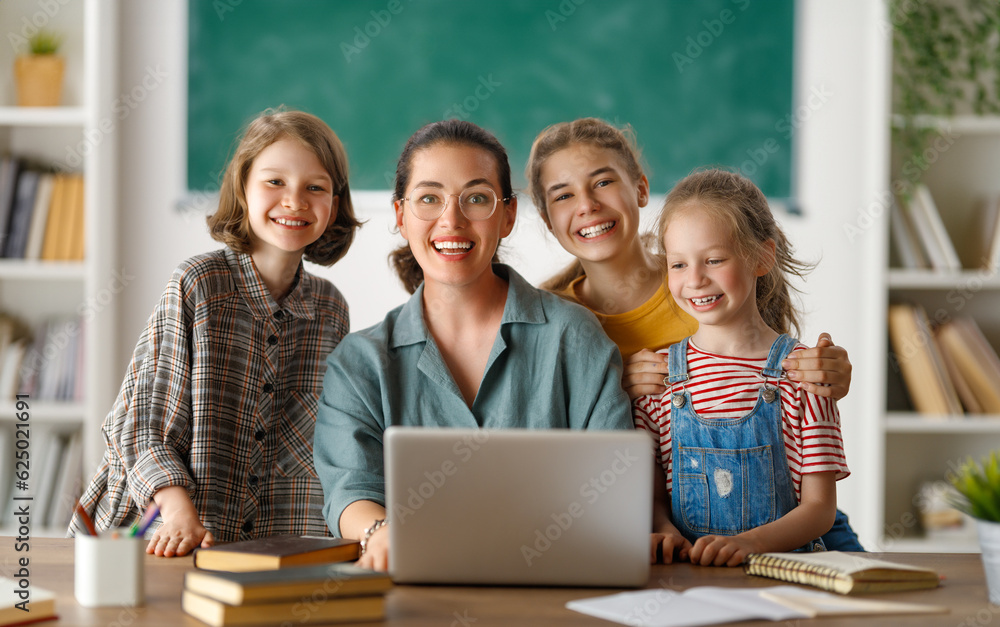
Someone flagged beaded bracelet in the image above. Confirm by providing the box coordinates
[360,518,387,556]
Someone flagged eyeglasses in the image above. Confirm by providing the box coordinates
[403,186,508,221]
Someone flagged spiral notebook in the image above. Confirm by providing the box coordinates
[744,551,941,595]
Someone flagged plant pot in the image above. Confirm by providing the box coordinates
[14,54,65,106]
[977,518,1000,604]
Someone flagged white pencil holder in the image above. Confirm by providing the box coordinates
[74,532,145,607]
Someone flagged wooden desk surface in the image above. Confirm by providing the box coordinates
[2,538,996,626]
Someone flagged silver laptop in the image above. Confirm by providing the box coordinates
[385,427,651,587]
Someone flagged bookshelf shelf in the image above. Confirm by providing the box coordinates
[884,536,981,554]
[0,401,86,423]
[879,108,1000,551]
[887,269,1000,290]
[0,107,87,127]
[886,413,1000,433]
[0,260,86,280]
[890,114,1000,134]
[0,0,118,536]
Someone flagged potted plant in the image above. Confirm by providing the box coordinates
[949,450,1000,604]
[14,29,65,107]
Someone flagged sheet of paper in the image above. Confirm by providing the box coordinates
[565,587,807,627]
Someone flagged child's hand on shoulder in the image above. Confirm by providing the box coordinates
[688,534,759,567]
[146,486,215,557]
[650,531,692,564]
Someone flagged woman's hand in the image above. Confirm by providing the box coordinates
[623,349,670,401]
[782,333,852,400]
[357,524,390,572]
[146,486,214,557]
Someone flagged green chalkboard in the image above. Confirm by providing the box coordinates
[188,0,794,197]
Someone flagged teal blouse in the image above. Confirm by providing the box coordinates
[313,265,631,533]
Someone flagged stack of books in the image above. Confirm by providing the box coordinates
[890,184,962,272]
[888,304,1000,416]
[183,536,391,626]
[0,156,85,262]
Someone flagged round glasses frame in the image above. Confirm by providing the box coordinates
[403,186,511,222]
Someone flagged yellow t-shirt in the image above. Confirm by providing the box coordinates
[556,276,698,358]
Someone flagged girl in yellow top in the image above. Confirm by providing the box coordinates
[525,118,852,401]
[525,118,863,552]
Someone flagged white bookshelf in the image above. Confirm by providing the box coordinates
[0,0,118,537]
[878,115,1000,553]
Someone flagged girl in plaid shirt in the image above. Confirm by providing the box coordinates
[71,109,361,556]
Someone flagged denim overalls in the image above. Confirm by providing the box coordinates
[667,334,823,551]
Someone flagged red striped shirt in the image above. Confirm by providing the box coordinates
[633,341,849,501]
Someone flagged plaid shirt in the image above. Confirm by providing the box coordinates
[71,248,348,541]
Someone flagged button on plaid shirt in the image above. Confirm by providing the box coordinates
[71,248,348,540]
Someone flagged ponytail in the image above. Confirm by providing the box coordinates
[390,245,424,295]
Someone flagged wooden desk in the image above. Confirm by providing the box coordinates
[3,538,996,626]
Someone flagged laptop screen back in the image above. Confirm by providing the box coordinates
[385,427,652,587]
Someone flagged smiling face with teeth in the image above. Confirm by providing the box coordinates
[394,142,516,295]
[538,144,648,265]
[663,203,774,345]
[245,136,337,269]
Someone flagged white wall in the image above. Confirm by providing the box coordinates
[115,2,887,546]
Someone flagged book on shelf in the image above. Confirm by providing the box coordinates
[3,169,40,259]
[0,427,10,522]
[889,194,929,269]
[978,194,1000,271]
[935,316,1000,414]
[935,330,984,414]
[743,551,941,595]
[900,185,962,272]
[23,172,55,261]
[182,589,384,627]
[0,577,57,626]
[0,157,23,254]
[193,535,361,572]
[887,303,962,416]
[48,430,83,529]
[62,174,84,261]
[39,173,83,262]
[185,562,392,605]
[20,317,82,402]
[39,174,66,261]
[32,431,65,528]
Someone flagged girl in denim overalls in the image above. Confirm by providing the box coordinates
[633,169,850,567]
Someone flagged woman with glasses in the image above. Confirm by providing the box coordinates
[313,120,632,571]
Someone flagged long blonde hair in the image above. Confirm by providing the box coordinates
[658,168,813,336]
[525,118,646,292]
